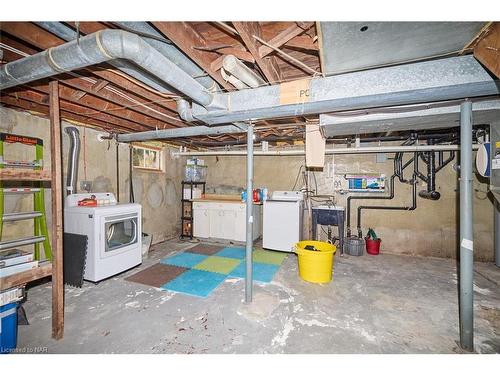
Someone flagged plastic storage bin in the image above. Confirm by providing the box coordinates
[344,236,365,256]
[0,302,18,354]
[294,240,336,284]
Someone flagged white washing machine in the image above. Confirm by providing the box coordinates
[263,191,304,252]
[64,193,142,282]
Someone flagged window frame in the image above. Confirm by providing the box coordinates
[131,144,164,173]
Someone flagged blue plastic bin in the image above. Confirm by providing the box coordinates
[0,302,18,354]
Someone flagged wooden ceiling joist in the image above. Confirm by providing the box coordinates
[474,22,500,78]
[1,22,181,118]
[258,22,314,58]
[282,35,319,53]
[0,21,322,145]
[152,22,233,91]
[2,90,151,132]
[232,22,281,83]
[0,95,117,132]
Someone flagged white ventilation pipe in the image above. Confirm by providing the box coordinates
[222,55,266,88]
[221,67,248,90]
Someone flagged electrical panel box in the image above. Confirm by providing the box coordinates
[344,174,386,192]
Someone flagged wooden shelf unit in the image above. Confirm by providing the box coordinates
[0,168,51,181]
[0,262,52,290]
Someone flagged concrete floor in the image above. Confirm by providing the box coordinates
[17,239,500,354]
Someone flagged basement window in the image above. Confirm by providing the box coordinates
[132,144,163,172]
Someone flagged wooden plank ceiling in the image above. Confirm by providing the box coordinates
[0,22,319,148]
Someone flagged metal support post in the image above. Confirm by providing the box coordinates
[245,124,254,303]
[459,100,473,351]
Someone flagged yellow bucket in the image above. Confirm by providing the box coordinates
[294,240,336,284]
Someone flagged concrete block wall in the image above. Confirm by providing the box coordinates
[0,106,183,251]
[201,148,495,262]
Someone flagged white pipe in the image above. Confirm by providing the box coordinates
[222,55,266,88]
[221,67,248,90]
[173,144,478,157]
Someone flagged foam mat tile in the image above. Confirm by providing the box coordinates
[125,263,187,288]
[216,247,246,260]
[228,261,280,283]
[193,256,241,275]
[160,252,207,268]
[253,249,289,265]
[161,269,226,298]
[186,243,224,255]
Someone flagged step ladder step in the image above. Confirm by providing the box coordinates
[1,188,41,193]
[0,236,46,251]
[0,160,42,169]
[3,211,43,222]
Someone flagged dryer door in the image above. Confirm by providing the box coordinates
[101,213,139,257]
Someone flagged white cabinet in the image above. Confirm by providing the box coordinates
[193,201,261,242]
[193,205,210,238]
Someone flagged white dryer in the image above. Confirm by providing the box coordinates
[64,193,142,282]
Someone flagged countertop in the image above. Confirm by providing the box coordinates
[191,198,262,205]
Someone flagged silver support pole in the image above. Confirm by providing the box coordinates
[459,100,474,351]
[495,201,500,267]
[245,124,254,303]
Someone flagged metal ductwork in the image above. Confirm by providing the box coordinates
[0,29,214,107]
[176,98,195,122]
[65,127,80,195]
[35,22,175,94]
[113,22,219,92]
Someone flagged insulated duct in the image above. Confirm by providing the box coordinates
[0,29,214,107]
[65,127,80,195]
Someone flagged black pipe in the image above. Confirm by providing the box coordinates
[346,145,414,237]
[416,139,455,200]
[356,155,418,237]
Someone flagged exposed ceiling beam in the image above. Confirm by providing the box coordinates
[283,35,319,53]
[0,40,185,129]
[258,22,314,58]
[233,22,281,83]
[193,43,255,63]
[4,90,152,132]
[0,22,179,115]
[152,22,233,91]
[474,22,500,78]
[1,95,118,132]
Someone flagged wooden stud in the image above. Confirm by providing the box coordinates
[49,80,64,340]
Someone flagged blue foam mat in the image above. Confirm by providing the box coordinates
[216,247,246,259]
[229,261,280,283]
[161,269,227,298]
[160,252,208,268]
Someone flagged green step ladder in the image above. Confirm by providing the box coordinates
[0,133,52,261]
